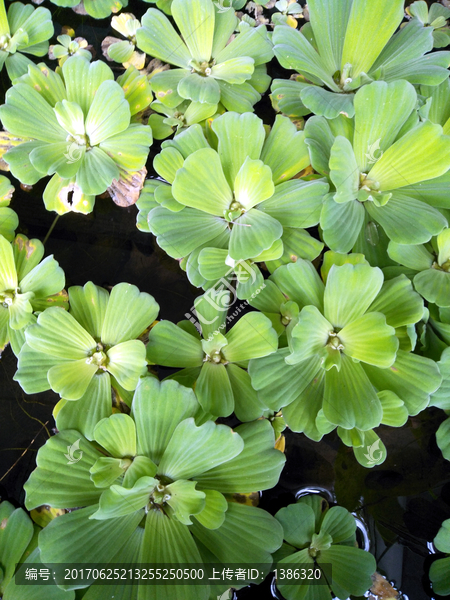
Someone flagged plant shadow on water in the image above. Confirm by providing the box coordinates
[1,1,450,599]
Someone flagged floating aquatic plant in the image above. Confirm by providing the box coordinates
[408,1,450,48]
[136,0,273,114]
[249,256,442,466]
[14,281,159,439]
[0,233,67,357]
[0,175,17,241]
[274,495,376,600]
[271,0,450,119]
[0,57,153,214]
[102,13,145,69]
[147,292,278,420]
[24,377,285,600]
[47,0,128,20]
[49,33,92,66]
[0,0,53,80]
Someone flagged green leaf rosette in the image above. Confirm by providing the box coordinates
[0,57,153,214]
[249,256,442,466]
[136,0,273,114]
[303,80,450,253]
[147,291,278,420]
[23,377,285,600]
[142,111,328,293]
[271,0,450,119]
[14,281,159,439]
[274,495,376,600]
[0,233,67,357]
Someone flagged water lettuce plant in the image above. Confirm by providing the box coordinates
[0,57,153,214]
[49,34,92,66]
[430,518,450,595]
[145,112,328,288]
[148,98,219,140]
[249,257,442,466]
[408,1,450,48]
[147,292,278,420]
[0,175,17,241]
[0,0,53,80]
[136,0,273,114]
[274,495,376,600]
[14,281,159,439]
[24,377,285,600]
[304,80,450,253]
[271,0,450,119]
[0,233,67,357]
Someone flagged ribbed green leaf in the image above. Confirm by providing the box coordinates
[39,504,142,569]
[91,477,156,520]
[132,378,199,464]
[353,80,417,172]
[275,503,316,549]
[223,312,278,362]
[63,58,114,118]
[172,0,214,63]
[136,8,191,68]
[93,414,137,458]
[141,508,207,600]
[368,193,447,245]
[84,81,131,144]
[68,282,108,340]
[340,312,398,367]
[149,206,227,258]
[195,361,234,417]
[147,320,203,367]
[323,354,382,430]
[319,545,376,597]
[25,307,95,358]
[48,357,98,400]
[363,350,442,416]
[24,431,103,510]
[320,196,365,253]
[195,419,285,494]
[287,306,332,365]
[212,111,265,186]
[324,263,384,328]
[341,0,405,78]
[54,374,112,441]
[368,121,450,191]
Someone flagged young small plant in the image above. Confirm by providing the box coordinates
[49,34,92,66]
[0,0,53,80]
[408,1,450,48]
[23,377,285,600]
[102,13,145,69]
[0,57,153,214]
[14,281,159,439]
[0,233,67,357]
[146,291,278,420]
[274,495,376,600]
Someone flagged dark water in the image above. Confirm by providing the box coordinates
[1,2,450,599]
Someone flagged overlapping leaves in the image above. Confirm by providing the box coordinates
[14,281,159,439]
[24,378,285,600]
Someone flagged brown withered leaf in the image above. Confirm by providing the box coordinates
[108,166,147,207]
[101,36,122,61]
[368,572,399,600]
[0,131,33,171]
